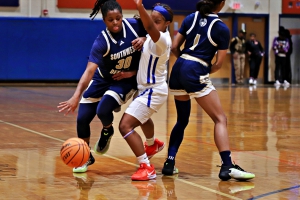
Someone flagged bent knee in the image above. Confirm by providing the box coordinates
[119,122,132,136]
[213,114,227,124]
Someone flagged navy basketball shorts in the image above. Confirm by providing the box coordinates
[169,56,216,98]
[80,77,136,105]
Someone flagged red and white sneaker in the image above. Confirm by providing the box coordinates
[144,138,165,159]
[131,163,156,181]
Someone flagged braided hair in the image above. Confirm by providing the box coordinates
[90,0,122,20]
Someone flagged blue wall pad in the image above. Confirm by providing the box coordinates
[0,17,105,81]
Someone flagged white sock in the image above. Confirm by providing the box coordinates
[137,153,150,166]
[146,136,155,146]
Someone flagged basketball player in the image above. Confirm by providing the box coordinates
[118,0,173,181]
[58,0,147,173]
[162,0,255,181]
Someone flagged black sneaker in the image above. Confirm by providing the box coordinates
[162,159,179,176]
[218,164,255,181]
[73,152,95,173]
[94,126,114,155]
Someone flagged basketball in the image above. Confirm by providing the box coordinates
[60,138,90,168]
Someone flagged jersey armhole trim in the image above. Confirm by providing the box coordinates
[186,11,199,35]
[97,68,104,78]
[208,19,221,47]
[101,30,110,57]
[123,18,139,38]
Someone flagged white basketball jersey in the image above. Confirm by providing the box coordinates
[136,31,172,89]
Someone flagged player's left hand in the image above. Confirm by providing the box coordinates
[112,71,137,81]
[133,0,143,8]
[132,37,146,51]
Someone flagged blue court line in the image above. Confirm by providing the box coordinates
[248,185,300,199]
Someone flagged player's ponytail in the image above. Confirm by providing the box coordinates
[196,0,223,16]
[90,0,122,20]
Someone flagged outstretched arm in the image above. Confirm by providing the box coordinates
[134,0,160,43]
[57,62,98,115]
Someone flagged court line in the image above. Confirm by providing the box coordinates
[179,136,300,167]
[3,88,299,167]
[0,119,241,200]
[248,185,300,200]
[0,120,63,143]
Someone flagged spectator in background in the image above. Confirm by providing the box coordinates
[284,28,293,84]
[230,29,247,85]
[246,33,264,85]
[272,27,290,87]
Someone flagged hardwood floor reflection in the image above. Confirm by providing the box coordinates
[0,85,299,199]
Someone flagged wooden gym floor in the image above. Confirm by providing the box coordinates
[0,84,299,200]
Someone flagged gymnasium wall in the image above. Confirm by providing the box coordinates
[0,17,105,81]
[0,0,284,81]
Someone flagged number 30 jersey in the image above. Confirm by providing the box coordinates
[89,18,147,81]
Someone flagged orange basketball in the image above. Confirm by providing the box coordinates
[60,138,90,168]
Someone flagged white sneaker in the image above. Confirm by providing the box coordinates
[219,164,255,181]
[253,80,257,85]
[249,78,253,85]
[283,80,290,87]
[73,153,95,173]
[274,80,281,86]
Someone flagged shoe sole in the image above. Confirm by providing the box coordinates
[73,166,88,173]
[147,142,165,159]
[231,174,255,181]
[94,135,113,155]
[131,174,157,181]
[162,167,179,176]
[73,160,95,173]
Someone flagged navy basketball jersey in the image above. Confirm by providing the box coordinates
[179,12,230,64]
[89,18,147,81]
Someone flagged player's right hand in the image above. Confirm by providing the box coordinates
[57,97,79,116]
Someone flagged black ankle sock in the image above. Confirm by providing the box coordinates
[219,150,233,166]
